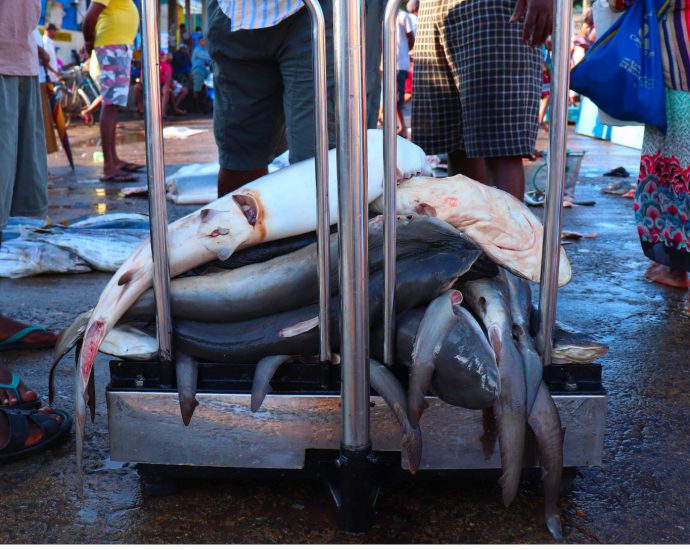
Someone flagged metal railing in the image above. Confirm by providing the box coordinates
[537,0,573,365]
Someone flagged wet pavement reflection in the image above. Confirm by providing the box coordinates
[0,119,688,543]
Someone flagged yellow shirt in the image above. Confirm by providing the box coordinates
[94,0,139,48]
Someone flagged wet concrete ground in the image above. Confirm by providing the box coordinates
[1,117,689,543]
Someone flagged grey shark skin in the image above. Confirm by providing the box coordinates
[250,355,293,413]
[430,305,499,410]
[407,290,463,428]
[49,309,92,404]
[370,359,423,474]
[527,381,565,540]
[500,269,542,415]
[174,252,467,363]
[176,353,200,426]
[125,215,482,323]
[460,277,526,507]
[371,304,499,411]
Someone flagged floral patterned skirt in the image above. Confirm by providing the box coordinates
[634,89,690,271]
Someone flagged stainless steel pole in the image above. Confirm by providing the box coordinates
[302,0,331,364]
[333,0,370,451]
[537,0,573,365]
[141,0,174,366]
[382,0,402,367]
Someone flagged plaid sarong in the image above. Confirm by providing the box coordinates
[411,0,541,158]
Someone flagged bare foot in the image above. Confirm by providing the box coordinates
[644,262,690,289]
[0,314,57,349]
[0,362,37,407]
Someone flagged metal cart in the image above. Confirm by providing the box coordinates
[105,0,606,533]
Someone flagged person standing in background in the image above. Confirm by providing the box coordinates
[0,0,70,463]
[396,8,415,138]
[406,0,419,34]
[191,35,212,109]
[42,23,60,79]
[206,0,386,197]
[412,0,552,200]
[632,0,690,299]
[82,0,143,182]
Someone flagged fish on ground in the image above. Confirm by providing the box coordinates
[27,226,148,272]
[70,212,150,230]
[460,277,526,507]
[0,240,91,278]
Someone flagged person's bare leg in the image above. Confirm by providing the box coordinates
[644,262,690,289]
[161,85,172,119]
[448,150,486,182]
[539,95,550,131]
[173,88,188,115]
[100,103,126,178]
[81,94,102,119]
[485,156,525,200]
[218,167,269,198]
[396,107,407,138]
[135,84,144,114]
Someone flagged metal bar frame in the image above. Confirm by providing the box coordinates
[302,0,331,364]
[141,0,173,367]
[537,1,573,365]
[382,0,403,366]
[333,0,371,453]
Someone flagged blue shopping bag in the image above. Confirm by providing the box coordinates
[570,0,670,133]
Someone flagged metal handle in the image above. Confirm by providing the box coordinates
[302,0,331,364]
[334,0,370,451]
[537,0,573,365]
[141,0,173,365]
[382,0,403,366]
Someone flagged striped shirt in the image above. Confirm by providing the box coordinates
[217,0,304,31]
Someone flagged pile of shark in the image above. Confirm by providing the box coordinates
[48,130,608,539]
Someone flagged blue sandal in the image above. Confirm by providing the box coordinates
[0,325,57,352]
[0,372,41,409]
[0,408,72,465]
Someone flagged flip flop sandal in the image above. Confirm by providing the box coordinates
[0,408,72,465]
[121,163,145,173]
[0,372,41,409]
[99,173,139,183]
[0,325,56,352]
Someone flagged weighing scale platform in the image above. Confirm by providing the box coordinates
[107,360,606,476]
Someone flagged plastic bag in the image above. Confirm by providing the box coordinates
[570,0,669,133]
